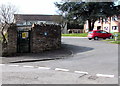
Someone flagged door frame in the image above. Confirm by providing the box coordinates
[17,30,31,53]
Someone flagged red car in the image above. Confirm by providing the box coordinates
[87,30,114,40]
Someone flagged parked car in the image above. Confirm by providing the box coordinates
[87,30,114,40]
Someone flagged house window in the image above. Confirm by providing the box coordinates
[104,27,108,31]
[112,16,118,21]
[103,19,105,22]
[105,18,108,23]
[98,18,101,23]
[97,26,101,30]
[112,26,118,30]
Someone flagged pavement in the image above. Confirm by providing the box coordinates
[0,44,72,64]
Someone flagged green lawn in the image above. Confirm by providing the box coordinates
[62,32,120,44]
[111,41,120,44]
[62,33,88,37]
[104,32,120,44]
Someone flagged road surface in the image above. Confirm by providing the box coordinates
[1,37,118,84]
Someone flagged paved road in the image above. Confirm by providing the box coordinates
[1,37,118,84]
[1,64,117,84]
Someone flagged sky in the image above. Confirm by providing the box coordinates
[0,0,62,15]
[0,0,120,15]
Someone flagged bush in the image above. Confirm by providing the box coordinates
[112,32,120,41]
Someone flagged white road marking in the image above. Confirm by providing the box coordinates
[8,65,19,67]
[55,68,69,72]
[74,71,88,74]
[38,67,51,70]
[0,64,5,66]
[96,74,114,78]
[1,63,116,79]
[23,65,34,68]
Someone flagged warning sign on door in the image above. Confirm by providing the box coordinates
[22,32,28,38]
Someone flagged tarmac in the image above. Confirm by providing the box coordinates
[0,37,87,64]
[0,44,72,64]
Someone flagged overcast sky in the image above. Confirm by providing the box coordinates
[0,0,120,15]
[0,0,62,15]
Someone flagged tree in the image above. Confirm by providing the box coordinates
[0,3,17,45]
[55,2,117,31]
[114,5,120,16]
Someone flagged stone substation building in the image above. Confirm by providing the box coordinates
[1,14,61,56]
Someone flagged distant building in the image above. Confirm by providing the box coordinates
[84,15,120,33]
[14,14,62,26]
[14,14,69,34]
[67,23,84,33]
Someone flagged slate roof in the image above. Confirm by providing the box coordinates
[14,14,62,22]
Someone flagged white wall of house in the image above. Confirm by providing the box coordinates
[84,16,120,33]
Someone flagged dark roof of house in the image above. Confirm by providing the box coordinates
[14,14,62,22]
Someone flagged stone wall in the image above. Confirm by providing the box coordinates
[2,25,17,56]
[0,42,2,57]
[31,24,61,53]
[1,24,61,56]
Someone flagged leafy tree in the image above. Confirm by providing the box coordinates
[55,2,116,31]
[114,5,120,16]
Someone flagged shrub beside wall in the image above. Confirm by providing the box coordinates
[2,24,17,56]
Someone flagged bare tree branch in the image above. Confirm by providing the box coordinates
[0,3,17,45]
[0,4,17,24]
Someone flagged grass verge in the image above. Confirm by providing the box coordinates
[62,33,88,37]
[62,32,120,44]
[103,32,120,44]
[110,41,120,44]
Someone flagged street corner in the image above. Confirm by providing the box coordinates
[1,46,73,64]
